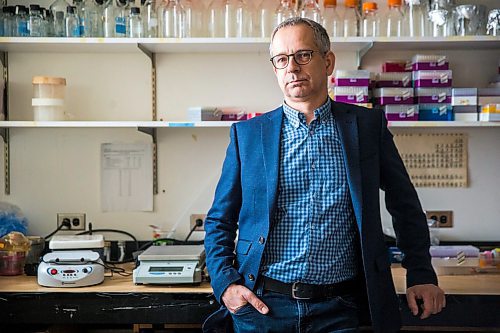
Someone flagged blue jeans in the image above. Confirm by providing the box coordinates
[230,281,360,333]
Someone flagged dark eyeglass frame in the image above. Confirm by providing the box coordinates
[270,50,320,69]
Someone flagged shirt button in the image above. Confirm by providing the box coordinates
[258,236,265,244]
[248,274,255,281]
[311,163,315,169]
[309,130,314,135]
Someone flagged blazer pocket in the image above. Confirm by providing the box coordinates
[375,253,391,272]
[235,240,252,255]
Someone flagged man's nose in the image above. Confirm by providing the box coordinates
[287,57,300,72]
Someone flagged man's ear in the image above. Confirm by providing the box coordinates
[325,51,335,76]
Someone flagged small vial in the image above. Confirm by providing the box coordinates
[65,6,80,37]
[129,6,143,37]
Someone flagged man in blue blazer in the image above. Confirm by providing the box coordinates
[204,17,445,333]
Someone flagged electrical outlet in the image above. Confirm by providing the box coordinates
[190,214,206,231]
[57,213,86,231]
[425,210,453,228]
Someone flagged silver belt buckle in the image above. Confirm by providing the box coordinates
[291,282,310,300]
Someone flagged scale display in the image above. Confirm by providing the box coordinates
[149,266,184,272]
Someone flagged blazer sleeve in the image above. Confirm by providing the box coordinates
[204,123,244,303]
[378,112,438,288]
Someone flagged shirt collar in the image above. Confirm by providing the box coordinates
[282,98,332,128]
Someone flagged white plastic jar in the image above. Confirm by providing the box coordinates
[32,76,66,121]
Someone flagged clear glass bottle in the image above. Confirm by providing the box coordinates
[0,7,4,37]
[428,0,454,37]
[49,0,71,28]
[184,0,205,37]
[159,0,185,38]
[65,6,80,36]
[43,8,55,37]
[208,0,250,38]
[3,7,15,37]
[322,0,342,38]
[300,0,322,24]
[54,10,66,36]
[141,0,158,37]
[362,2,380,37]
[103,0,127,37]
[15,5,30,37]
[343,0,360,37]
[29,5,44,37]
[275,0,295,27]
[385,0,405,37]
[84,0,104,37]
[129,6,143,37]
[258,0,276,38]
[404,0,429,37]
[73,0,85,37]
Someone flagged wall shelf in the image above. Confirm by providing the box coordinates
[0,36,498,54]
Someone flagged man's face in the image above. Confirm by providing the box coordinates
[270,24,335,105]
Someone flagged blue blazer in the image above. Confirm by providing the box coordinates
[204,101,438,333]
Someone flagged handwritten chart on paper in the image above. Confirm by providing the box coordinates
[393,133,468,188]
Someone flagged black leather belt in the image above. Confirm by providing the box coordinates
[262,276,358,300]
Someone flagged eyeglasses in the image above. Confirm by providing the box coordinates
[270,50,319,69]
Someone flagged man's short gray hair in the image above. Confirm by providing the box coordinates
[269,17,331,57]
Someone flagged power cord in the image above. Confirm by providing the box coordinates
[184,218,204,242]
[44,219,71,240]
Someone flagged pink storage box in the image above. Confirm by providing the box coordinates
[373,88,414,105]
[384,104,419,121]
[382,60,412,72]
[376,72,412,88]
[413,70,453,88]
[415,88,452,104]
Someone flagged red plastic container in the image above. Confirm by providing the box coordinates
[0,251,26,275]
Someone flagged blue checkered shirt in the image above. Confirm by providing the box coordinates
[261,99,359,284]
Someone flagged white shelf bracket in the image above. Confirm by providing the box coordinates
[356,41,374,68]
[1,51,9,194]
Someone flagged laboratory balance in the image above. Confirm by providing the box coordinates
[133,245,205,285]
[37,235,105,288]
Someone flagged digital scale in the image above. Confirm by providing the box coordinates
[37,235,105,288]
[133,245,205,285]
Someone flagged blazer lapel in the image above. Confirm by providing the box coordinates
[261,107,283,224]
[332,103,363,230]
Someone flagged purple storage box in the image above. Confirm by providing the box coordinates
[376,72,412,88]
[335,70,371,87]
[413,70,452,88]
[333,86,369,104]
[374,88,414,105]
[416,88,452,104]
[384,104,419,121]
[412,54,449,71]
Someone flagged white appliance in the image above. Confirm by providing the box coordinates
[37,235,105,287]
[133,245,205,285]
